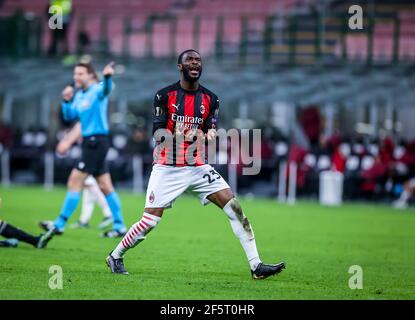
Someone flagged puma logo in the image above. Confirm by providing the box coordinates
[172,103,180,110]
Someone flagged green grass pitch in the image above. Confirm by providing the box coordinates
[0,186,414,300]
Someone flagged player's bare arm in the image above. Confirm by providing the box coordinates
[56,122,82,155]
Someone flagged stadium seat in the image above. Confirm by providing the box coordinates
[352,143,365,156]
[275,141,288,157]
[368,144,379,157]
[361,155,375,171]
[394,146,406,160]
[317,155,331,171]
[304,153,316,168]
[113,134,128,150]
[339,143,351,158]
[22,132,35,147]
[395,162,409,176]
[34,132,47,148]
[346,156,360,171]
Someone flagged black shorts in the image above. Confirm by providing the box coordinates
[76,135,110,177]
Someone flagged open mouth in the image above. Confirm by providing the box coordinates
[188,67,200,77]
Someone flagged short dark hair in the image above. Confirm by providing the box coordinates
[75,62,98,79]
[75,62,95,73]
[177,49,201,64]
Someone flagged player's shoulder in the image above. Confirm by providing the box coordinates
[155,82,179,98]
[92,81,104,93]
[200,85,219,105]
[94,80,104,88]
[200,85,218,100]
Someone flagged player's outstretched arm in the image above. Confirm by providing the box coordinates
[62,85,74,101]
[99,61,115,98]
[56,122,82,155]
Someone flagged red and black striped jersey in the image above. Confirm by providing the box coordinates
[152,81,219,166]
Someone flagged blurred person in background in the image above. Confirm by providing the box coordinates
[299,106,321,153]
[55,122,114,230]
[39,61,127,238]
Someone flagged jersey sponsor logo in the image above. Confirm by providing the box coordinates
[200,104,205,114]
[171,113,203,125]
[175,122,199,132]
[172,113,204,131]
[149,191,155,203]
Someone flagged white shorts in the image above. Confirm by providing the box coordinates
[84,175,97,187]
[145,164,231,209]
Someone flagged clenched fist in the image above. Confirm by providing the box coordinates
[62,86,74,101]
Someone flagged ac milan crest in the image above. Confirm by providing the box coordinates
[200,104,205,114]
[149,191,155,203]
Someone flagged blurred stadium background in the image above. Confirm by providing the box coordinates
[1,0,415,204]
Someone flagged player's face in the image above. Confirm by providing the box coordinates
[73,66,94,89]
[179,51,202,83]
